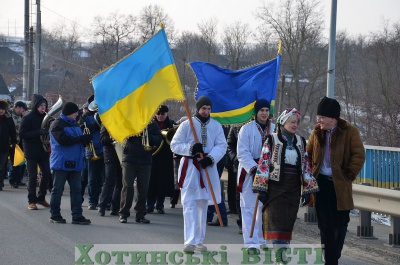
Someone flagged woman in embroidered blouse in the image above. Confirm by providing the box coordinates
[252,108,319,264]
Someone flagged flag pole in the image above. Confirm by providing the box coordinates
[182,99,224,227]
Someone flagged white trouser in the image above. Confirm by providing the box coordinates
[241,205,266,249]
[182,199,208,245]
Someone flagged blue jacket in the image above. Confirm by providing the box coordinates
[49,114,86,171]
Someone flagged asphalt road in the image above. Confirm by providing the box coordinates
[0,179,399,265]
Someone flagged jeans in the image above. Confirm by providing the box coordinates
[119,162,151,219]
[316,174,350,265]
[50,170,83,219]
[81,165,88,202]
[98,161,122,211]
[26,158,51,203]
[87,157,104,205]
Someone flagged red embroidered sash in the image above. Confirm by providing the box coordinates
[178,156,206,189]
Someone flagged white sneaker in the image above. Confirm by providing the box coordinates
[183,244,195,253]
[195,244,207,252]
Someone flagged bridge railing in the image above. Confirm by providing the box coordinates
[357,145,400,188]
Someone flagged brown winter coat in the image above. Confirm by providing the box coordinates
[307,118,365,210]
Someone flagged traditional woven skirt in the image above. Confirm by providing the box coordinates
[262,171,301,241]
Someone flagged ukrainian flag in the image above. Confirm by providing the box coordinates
[92,29,184,143]
[190,54,281,125]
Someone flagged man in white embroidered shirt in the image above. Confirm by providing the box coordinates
[170,96,227,254]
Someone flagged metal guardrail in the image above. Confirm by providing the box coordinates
[353,184,400,217]
[352,184,400,246]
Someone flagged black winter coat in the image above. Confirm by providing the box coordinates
[0,112,17,153]
[100,124,120,164]
[227,126,240,173]
[19,94,49,159]
[148,117,175,197]
[122,120,162,165]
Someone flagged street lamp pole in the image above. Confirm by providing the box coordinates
[326,0,337,98]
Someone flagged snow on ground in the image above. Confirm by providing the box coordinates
[351,209,391,226]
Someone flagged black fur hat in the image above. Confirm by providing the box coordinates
[317,96,341,119]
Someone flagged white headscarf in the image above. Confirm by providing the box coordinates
[277,108,301,128]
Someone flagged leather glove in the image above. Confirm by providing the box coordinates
[199,157,213,169]
[80,134,93,144]
[300,193,311,207]
[257,191,268,205]
[191,143,204,155]
[40,128,49,136]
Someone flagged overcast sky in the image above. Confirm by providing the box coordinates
[1,0,400,40]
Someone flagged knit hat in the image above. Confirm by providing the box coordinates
[317,97,341,119]
[62,102,79,116]
[254,99,271,114]
[14,101,28,110]
[196,96,212,111]
[158,105,169,114]
[277,108,301,127]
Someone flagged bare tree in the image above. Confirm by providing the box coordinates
[40,22,95,102]
[197,18,219,62]
[248,26,275,62]
[137,4,175,42]
[256,0,326,123]
[360,23,400,146]
[92,10,137,62]
[222,21,251,69]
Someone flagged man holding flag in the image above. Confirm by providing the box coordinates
[170,96,227,253]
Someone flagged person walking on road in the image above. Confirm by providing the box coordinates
[253,108,319,264]
[236,99,273,254]
[0,100,17,191]
[307,97,365,265]
[170,96,227,253]
[49,102,92,224]
[19,94,52,210]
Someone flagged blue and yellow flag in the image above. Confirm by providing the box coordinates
[91,29,185,143]
[190,54,281,125]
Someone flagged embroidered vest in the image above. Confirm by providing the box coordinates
[269,133,305,181]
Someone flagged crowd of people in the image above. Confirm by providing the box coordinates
[0,93,365,265]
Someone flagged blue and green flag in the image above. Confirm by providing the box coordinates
[190,54,281,125]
